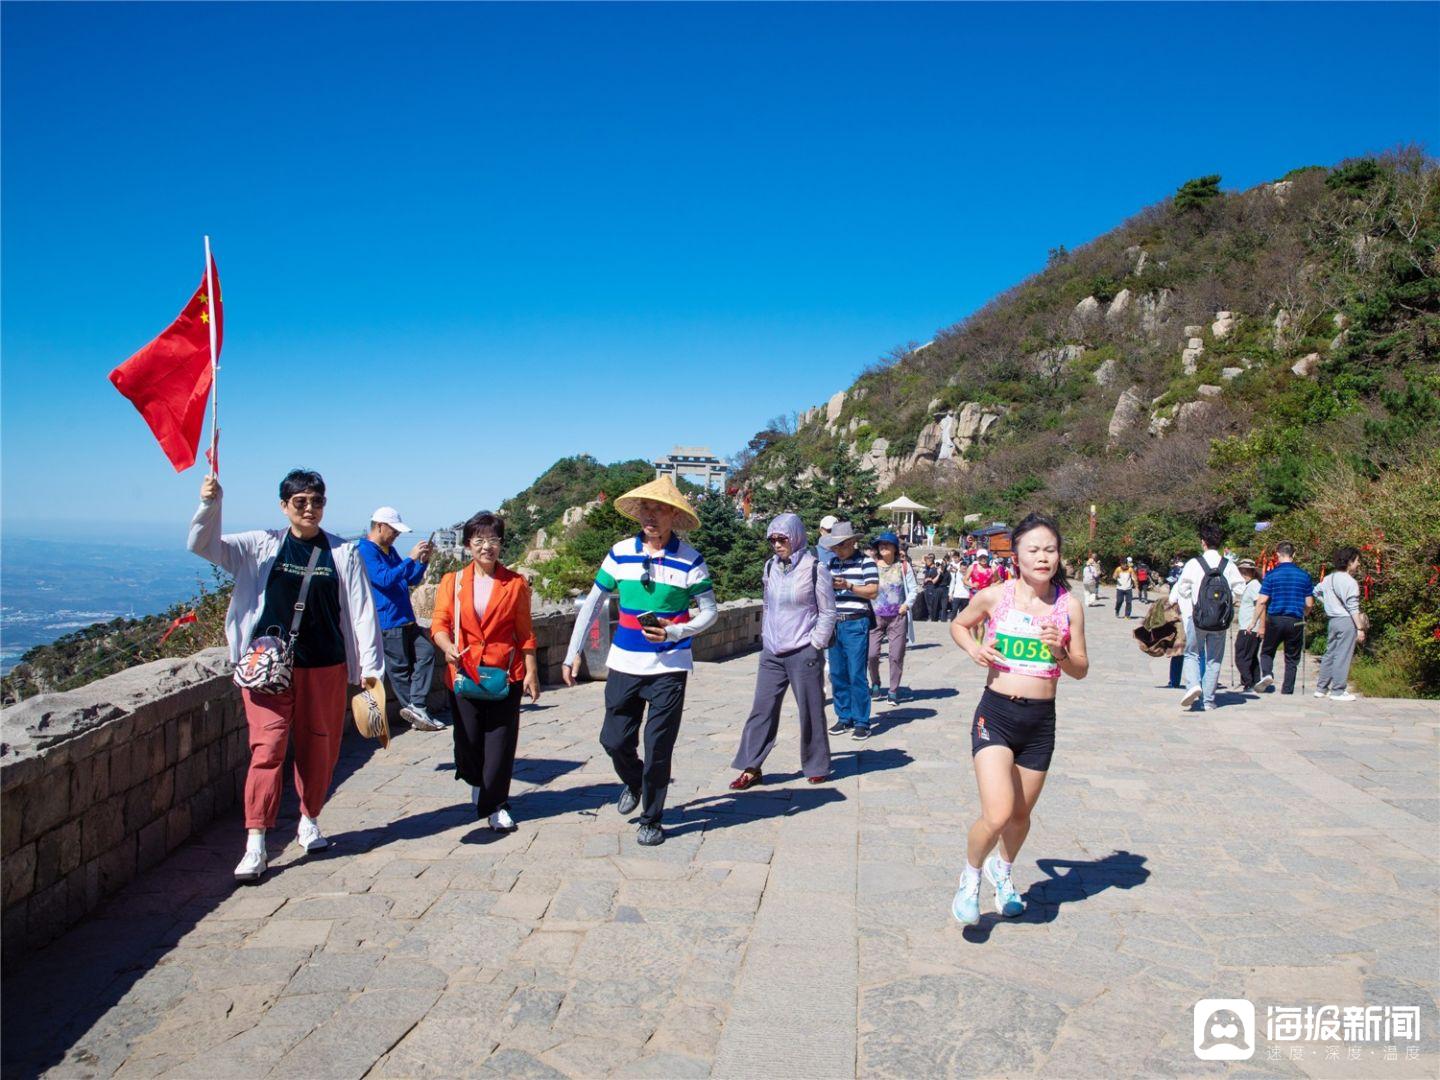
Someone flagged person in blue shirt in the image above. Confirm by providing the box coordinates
[1253,541,1315,694]
[358,507,444,730]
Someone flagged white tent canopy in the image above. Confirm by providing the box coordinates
[879,496,931,512]
[879,496,932,542]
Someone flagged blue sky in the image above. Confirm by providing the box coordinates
[4,2,1437,538]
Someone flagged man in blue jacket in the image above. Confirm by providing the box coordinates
[358,507,443,730]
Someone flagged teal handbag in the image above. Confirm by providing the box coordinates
[451,569,516,702]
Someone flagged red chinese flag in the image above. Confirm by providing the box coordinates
[108,258,223,471]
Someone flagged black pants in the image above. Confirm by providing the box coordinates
[923,585,949,622]
[1235,629,1262,689]
[383,622,437,711]
[1261,615,1305,693]
[948,596,970,620]
[600,670,688,826]
[1115,589,1133,618]
[450,682,523,817]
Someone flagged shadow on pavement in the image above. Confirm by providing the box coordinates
[0,720,401,1077]
[961,849,1151,942]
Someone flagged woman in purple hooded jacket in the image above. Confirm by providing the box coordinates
[728,513,838,788]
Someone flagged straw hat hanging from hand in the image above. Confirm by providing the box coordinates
[614,476,700,532]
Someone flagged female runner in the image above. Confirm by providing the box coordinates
[949,513,1088,924]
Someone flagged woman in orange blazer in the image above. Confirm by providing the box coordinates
[432,511,539,832]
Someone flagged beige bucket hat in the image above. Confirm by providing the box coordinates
[614,476,701,533]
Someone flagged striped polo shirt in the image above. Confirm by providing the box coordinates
[829,552,878,619]
[594,533,714,675]
[1260,561,1314,618]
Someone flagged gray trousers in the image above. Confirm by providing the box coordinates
[382,623,436,711]
[1316,616,1358,692]
[732,646,831,778]
[868,613,908,693]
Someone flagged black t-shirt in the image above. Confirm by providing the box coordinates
[253,531,346,669]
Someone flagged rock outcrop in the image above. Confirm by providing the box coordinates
[1291,352,1322,378]
[1107,385,1145,444]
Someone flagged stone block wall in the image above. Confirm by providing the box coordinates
[2,600,763,957]
[1,650,244,957]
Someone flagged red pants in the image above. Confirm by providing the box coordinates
[241,663,347,829]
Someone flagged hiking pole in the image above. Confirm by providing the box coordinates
[1300,620,1307,695]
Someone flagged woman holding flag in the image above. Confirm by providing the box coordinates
[188,470,385,882]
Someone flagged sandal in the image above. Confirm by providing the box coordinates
[807,775,828,785]
[728,769,762,790]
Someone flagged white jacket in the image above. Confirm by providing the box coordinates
[187,496,385,682]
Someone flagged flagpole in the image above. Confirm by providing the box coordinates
[204,235,219,477]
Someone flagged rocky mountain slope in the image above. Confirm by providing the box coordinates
[743,152,1438,546]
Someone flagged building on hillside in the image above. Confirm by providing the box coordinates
[432,528,462,554]
[654,446,728,490]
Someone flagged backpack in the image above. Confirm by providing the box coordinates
[1192,556,1235,632]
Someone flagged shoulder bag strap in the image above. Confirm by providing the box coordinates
[287,545,324,645]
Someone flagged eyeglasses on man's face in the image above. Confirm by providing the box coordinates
[289,495,326,510]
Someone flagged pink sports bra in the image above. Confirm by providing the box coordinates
[985,580,1071,679]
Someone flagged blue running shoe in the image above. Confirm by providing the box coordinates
[984,854,1025,917]
[951,875,981,926]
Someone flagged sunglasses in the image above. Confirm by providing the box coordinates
[289,496,327,510]
[641,555,653,587]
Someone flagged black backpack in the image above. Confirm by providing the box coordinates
[1192,556,1235,632]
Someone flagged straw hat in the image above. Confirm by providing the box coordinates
[614,476,700,532]
[351,679,390,748]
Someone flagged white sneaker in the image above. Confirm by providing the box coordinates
[1328,691,1357,702]
[1180,686,1202,708]
[1255,674,1275,691]
[400,705,444,731]
[489,807,516,832]
[297,817,329,853]
[234,846,267,882]
[1313,690,1329,698]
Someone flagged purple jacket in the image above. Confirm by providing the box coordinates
[761,514,837,653]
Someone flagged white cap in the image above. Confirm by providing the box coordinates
[371,506,412,533]
[819,514,839,530]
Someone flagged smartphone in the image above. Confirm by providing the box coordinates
[637,612,663,629]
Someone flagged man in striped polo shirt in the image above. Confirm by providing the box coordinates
[820,521,880,738]
[563,478,718,846]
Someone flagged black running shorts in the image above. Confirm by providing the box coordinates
[970,687,1056,772]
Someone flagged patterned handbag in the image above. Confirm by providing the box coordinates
[451,568,515,702]
[233,545,322,695]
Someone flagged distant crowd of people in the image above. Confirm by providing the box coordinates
[188,469,1361,926]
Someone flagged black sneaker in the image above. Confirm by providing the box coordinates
[616,787,640,815]
[851,726,870,741]
[636,823,665,846]
[828,721,850,735]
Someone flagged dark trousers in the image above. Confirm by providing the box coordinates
[450,682,523,817]
[600,670,688,826]
[1261,615,1305,693]
[1235,629,1262,689]
[1115,589,1133,618]
[948,596,970,620]
[732,647,831,778]
[923,585,948,622]
[382,622,436,711]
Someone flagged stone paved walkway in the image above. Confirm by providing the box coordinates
[4,610,1438,1078]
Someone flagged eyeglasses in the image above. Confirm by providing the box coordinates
[469,536,503,549]
[641,555,653,586]
[289,496,326,510]
[768,536,790,545]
